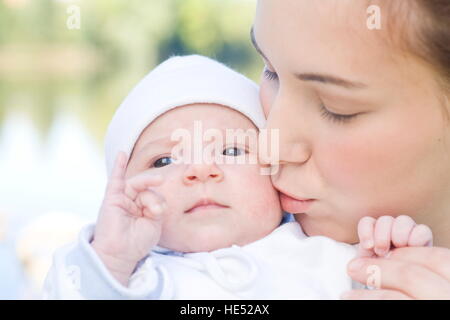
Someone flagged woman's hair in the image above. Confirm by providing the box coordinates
[385,0,450,118]
[413,0,450,93]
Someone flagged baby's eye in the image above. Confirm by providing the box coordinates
[152,156,173,168]
[222,147,245,157]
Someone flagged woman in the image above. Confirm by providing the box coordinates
[252,0,450,299]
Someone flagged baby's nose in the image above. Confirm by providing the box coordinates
[183,163,224,184]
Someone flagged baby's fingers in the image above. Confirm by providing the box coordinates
[125,172,164,200]
[408,224,433,247]
[106,194,140,217]
[357,217,376,257]
[374,216,395,257]
[391,215,416,248]
[106,151,128,195]
[136,190,167,221]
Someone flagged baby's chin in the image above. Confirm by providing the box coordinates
[159,223,280,253]
[160,233,244,253]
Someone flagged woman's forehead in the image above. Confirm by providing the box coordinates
[254,1,414,88]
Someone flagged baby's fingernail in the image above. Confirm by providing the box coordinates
[348,259,365,272]
[364,240,374,249]
[375,247,388,257]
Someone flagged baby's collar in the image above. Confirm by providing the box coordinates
[152,213,292,256]
[152,245,184,256]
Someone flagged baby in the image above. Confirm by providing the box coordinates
[43,55,432,300]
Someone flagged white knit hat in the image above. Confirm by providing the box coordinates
[104,55,266,177]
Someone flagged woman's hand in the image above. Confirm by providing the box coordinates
[342,246,450,299]
[91,151,167,286]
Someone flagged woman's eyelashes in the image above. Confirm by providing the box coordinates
[263,66,278,81]
[262,63,361,125]
[319,103,360,124]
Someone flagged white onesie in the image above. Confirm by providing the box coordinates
[43,221,357,300]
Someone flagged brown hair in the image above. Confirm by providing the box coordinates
[384,0,450,119]
[383,0,449,91]
[414,0,450,93]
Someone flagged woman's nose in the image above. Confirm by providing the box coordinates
[183,163,224,185]
[263,91,312,165]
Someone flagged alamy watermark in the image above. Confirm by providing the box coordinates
[366,5,381,30]
[168,121,280,176]
[66,4,81,30]
[366,265,381,289]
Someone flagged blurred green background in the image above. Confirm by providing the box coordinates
[0,0,262,299]
[0,0,262,144]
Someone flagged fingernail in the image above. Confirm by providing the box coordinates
[348,259,365,272]
[375,247,388,257]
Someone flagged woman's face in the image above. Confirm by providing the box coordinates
[254,0,450,243]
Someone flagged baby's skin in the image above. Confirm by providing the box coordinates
[357,216,432,258]
[91,103,282,285]
[91,103,433,287]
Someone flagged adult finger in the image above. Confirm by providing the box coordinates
[388,246,449,280]
[106,151,128,195]
[391,215,416,248]
[373,216,394,257]
[341,289,412,300]
[357,217,376,257]
[125,171,163,200]
[346,256,450,299]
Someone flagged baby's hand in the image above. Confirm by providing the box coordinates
[91,151,167,285]
[357,215,433,258]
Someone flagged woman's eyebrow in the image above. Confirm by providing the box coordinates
[296,73,367,90]
[250,26,367,90]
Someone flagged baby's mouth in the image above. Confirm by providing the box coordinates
[185,198,229,214]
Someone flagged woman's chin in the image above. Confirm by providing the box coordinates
[294,214,358,244]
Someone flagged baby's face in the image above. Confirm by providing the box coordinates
[126,104,282,252]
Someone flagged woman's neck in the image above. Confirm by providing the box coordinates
[428,216,450,248]
[417,189,450,248]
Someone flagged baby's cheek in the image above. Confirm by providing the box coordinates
[238,165,281,215]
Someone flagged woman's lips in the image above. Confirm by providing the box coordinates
[279,192,315,213]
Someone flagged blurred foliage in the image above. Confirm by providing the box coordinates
[0,0,263,145]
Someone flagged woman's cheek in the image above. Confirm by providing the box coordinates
[318,131,391,196]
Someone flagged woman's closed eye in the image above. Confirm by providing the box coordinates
[319,103,362,124]
[261,58,364,124]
